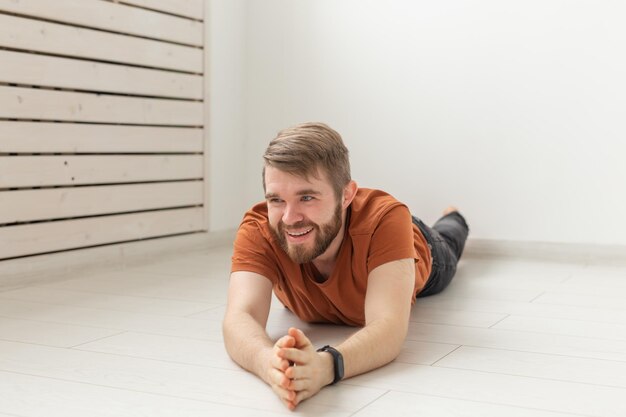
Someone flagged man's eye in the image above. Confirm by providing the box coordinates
[268,198,283,204]
[301,196,314,202]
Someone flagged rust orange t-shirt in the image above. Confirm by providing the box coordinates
[230,188,432,326]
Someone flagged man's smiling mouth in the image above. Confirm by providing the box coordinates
[286,228,313,237]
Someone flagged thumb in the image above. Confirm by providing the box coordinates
[276,334,296,348]
[288,327,312,349]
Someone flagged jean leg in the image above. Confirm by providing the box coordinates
[431,211,469,260]
[413,212,469,298]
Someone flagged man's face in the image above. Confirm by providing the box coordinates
[264,166,343,264]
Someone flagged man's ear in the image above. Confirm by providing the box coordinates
[342,181,358,209]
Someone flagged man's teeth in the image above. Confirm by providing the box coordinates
[288,228,313,237]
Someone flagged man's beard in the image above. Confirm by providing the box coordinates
[272,202,343,264]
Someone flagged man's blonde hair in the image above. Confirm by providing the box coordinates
[262,122,351,200]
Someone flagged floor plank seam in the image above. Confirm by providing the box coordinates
[347,389,391,416]
[370,388,596,417]
[70,346,246,372]
[431,362,626,391]
[459,343,626,364]
[488,314,511,328]
[69,330,128,349]
[0,369,270,411]
[30,283,226,304]
[0,295,215,319]
[429,345,463,367]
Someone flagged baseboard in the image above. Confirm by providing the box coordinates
[465,238,626,265]
[0,229,237,289]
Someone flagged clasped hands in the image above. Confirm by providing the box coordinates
[267,327,334,410]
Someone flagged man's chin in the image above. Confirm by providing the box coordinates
[286,244,316,264]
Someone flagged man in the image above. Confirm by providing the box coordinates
[223,122,469,410]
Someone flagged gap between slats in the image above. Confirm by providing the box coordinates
[0,9,203,48]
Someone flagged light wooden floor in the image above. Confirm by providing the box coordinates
[1,245,625,417]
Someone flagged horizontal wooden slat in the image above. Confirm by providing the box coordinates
[0,0,203,46]
[0,86,203,125]
[0,122,203,154]
[0,155,203,188]
[0,181,203,224]
[0,14,202,72]
[0,207,204,259]
[0,50,203,99]
[122,0,204,20]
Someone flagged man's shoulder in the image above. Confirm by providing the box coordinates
[236,201,272,241]
[352,188,407,214]
[350,188,409,234]
[241,201,268,224]
[354,187,399,203]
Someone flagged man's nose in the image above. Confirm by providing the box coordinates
[282,204,304,225]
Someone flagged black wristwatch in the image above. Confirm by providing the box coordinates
[316,345,344,384]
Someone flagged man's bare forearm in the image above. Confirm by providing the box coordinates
[336,316,408,379]
[223,311,274,383]
[331,258,414,380]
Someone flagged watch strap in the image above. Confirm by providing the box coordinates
[316,345,344,384]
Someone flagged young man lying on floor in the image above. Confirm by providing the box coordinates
[223,122,469,410]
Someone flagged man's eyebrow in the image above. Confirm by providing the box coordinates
[296,189,322,196]
[264,189,322,200]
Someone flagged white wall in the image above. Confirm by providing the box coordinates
[235,0,626,246]
[206,0,249,232]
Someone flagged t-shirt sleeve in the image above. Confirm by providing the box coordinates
[367,205,417,273]
[231,220,279,284]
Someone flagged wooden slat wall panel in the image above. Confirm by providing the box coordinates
[121,0,204,20]
[0,3,207,261]
[0,155,204,188]
[0,207,204,259]
[0,14,202,72]
[0,50,203,99]
[0,0,203,46]
[1,86,203,125]
[0,122,203,154]
[0,182,203,224]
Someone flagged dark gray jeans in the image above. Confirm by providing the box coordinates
[412,211,469,297]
